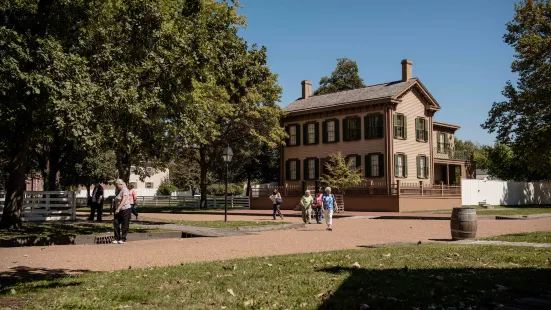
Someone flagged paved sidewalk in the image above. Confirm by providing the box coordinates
[1,217,550,273]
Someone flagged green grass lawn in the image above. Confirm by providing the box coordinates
[482,231,551,243]
[2,244,550,309]
[0,222,164,239]
[76,206,247,213]
[174,220,291,229]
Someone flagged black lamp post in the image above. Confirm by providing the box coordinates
[222,146,233,222]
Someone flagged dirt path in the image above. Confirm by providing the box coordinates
[1,217,550,274]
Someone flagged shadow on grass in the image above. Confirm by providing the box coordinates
[317,267,551,309]
[0,266,89,295]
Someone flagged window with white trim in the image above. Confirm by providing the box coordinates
[290,161,297,180]
[308,159,315,180]
[348,156,356,170]
[290,126,297,145]
[370,155,380,177]
[327,121,335,142]
[396,155,405,177]
[145,182,154,189]
[308,123,316,144]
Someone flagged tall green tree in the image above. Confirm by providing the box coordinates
[0,0,98,229]
[313,58,366,96]
[482,0,551,180]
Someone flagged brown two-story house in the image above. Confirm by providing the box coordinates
[281,59,472,187]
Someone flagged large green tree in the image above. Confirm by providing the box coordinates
[0,0,98,229]
[313,58,366,96]
[482,0,551,180]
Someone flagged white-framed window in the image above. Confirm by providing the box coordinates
[370,155,380,177]
[308,159,315,180]
[290,161,297,180]
[327,121,335,142]
[348,156,356,170]
[130,166,136,173]
[394,113,406,139]
[289,126,297,145]
[146,167,153,174]
[395,154,406,178]
[145,182,154,189]
[308,123,316,144]
[417,155,429,179]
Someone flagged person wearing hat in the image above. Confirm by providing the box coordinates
[113,179,131,244]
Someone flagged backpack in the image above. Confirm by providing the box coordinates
[316,193,323,207]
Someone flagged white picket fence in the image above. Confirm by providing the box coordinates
[462,179,551,206]
[0,191,77,222]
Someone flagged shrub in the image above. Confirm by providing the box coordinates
[206,183,244,196]
[157,183,178,196]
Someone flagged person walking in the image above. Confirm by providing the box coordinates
[128,184,139,221]
[322,187,337,231]
[313,188,323,224]
[113,179,131,244]
[88,183,104,222]
[269,189,284,220]
[300,190,314,224]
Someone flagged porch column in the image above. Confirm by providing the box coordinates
[446,163,450,185]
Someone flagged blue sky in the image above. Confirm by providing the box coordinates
[238,0,519,145]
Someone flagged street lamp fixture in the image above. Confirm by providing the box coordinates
[222,146,233,222]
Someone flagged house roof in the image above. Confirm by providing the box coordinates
[433,121,461,130]
[284,78,438,114]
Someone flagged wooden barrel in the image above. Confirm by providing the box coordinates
[450,207,477,240]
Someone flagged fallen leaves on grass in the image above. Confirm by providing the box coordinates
[352,262,361,269]
[244,299,254,306]
[383,253,391,257]
[226,289,235,297]
[300,302,308,308]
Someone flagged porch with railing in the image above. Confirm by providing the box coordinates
[434,146,472,161]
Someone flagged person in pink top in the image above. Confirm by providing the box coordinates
[128,184,139,221]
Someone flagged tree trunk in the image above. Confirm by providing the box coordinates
[116,151,131,184]
[0,138,30,229]
[86,183,91,207]
[199,147,208,209]
[246,169,252,198]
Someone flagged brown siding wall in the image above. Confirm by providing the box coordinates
[399,196,460,212]
[284,110,387,185]
[393,90,432,183]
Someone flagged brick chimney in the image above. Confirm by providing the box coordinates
[401,59,412,81]
[301,80,312,99]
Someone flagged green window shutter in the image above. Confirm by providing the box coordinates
[303,159,309,180]
[365,155,371,177]
[404,155,408,177]
[303,124,308,145]
[378,114,384,138]
[322,121,328,143]
[315,158,320,179]
[416,118,421,141]
[334,119,340,142]
[343,119,350,141]
[295,125,301,146]
[424,119,428,142]
[285,160,291,180]
[394,154,399,177]
[393,114,398,138]
[416,156,421,178]
[314,122,319,144]
[296,160,301,180]
[357,118,362,140]
[356,155,361,171]
[285,126,290,146]
[425,157,430,179]
[378,154,385,177]
[403,115,408,139]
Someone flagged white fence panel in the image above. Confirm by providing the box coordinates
[0,191,77,221]
[461,179,551,206]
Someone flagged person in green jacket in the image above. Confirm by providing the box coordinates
[300,190,314,224]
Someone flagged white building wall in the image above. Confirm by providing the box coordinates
[461,179,551,206]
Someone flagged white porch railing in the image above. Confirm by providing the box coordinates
[0,191,77,222]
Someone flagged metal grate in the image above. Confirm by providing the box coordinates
[95,235,115,244]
